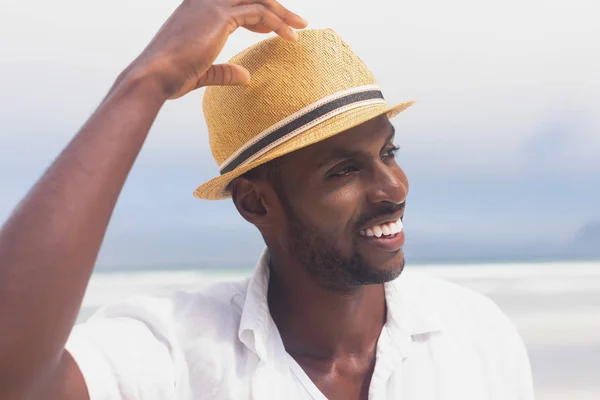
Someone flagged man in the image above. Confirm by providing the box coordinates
[0,0,533,399]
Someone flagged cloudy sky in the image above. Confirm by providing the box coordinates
[1,0,598,266]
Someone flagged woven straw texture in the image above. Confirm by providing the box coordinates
[195,29,414,200]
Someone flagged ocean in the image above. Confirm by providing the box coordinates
[79,260,600,400]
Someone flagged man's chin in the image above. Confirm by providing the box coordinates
[358,254,405,286]
[377,253,405,279]
[364,247,405,271]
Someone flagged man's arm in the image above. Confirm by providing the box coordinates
[0,1,306,398]
[0,69,167,399]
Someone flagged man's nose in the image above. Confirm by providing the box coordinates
[366,163,408,205]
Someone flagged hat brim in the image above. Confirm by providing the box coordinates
[193,100,415,200]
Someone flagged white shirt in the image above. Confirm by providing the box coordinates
[66,249,534,399]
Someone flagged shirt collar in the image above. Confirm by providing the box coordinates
[238,248,272,361]
[381,271,445,362]
[238,248,444,360]
[385,272,445,336]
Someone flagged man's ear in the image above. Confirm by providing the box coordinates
[230,177,274,227]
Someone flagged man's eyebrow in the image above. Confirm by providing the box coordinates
[316,126,396,169]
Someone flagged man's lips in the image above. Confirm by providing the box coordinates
[358,210,405,233]
[358,227,405,251]
[359,216,403,237]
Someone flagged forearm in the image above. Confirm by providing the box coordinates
[0,67,167,390]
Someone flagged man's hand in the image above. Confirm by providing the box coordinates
[134,0,307,99]
[0,1,306,398]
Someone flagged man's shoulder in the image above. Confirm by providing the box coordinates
[86,276,253,334]
[172,276,252,319]
[392,270,533,396]
[393,269,513,332]
[394,268,497,305]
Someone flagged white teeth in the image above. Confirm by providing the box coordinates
[373,226,383,238]
[360,219,403,238]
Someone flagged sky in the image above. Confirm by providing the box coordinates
[1,0,599,266]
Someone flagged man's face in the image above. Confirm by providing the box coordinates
[273,115,408,291]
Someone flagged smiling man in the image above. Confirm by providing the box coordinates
[0,0,533,399]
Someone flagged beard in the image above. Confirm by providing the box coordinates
[283,202,403,292]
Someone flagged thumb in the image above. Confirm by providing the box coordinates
[197,63,251,88]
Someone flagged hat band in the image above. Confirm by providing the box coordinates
[219,85,386,174]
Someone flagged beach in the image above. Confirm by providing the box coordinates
[78,261,600,399]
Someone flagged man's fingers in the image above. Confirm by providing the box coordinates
[230,4,297,41]
[255,0,307,29]
[197,63,251,88]
[235,0,307,30]
[245,25,273,34]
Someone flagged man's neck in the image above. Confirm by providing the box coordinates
[267,255,387,360]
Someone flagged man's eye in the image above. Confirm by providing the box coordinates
[382,146,400,159]
[333,165,359,177]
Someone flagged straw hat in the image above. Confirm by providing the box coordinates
[194,28,414,200]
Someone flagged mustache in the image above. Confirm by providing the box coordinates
[355,202,405,230]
